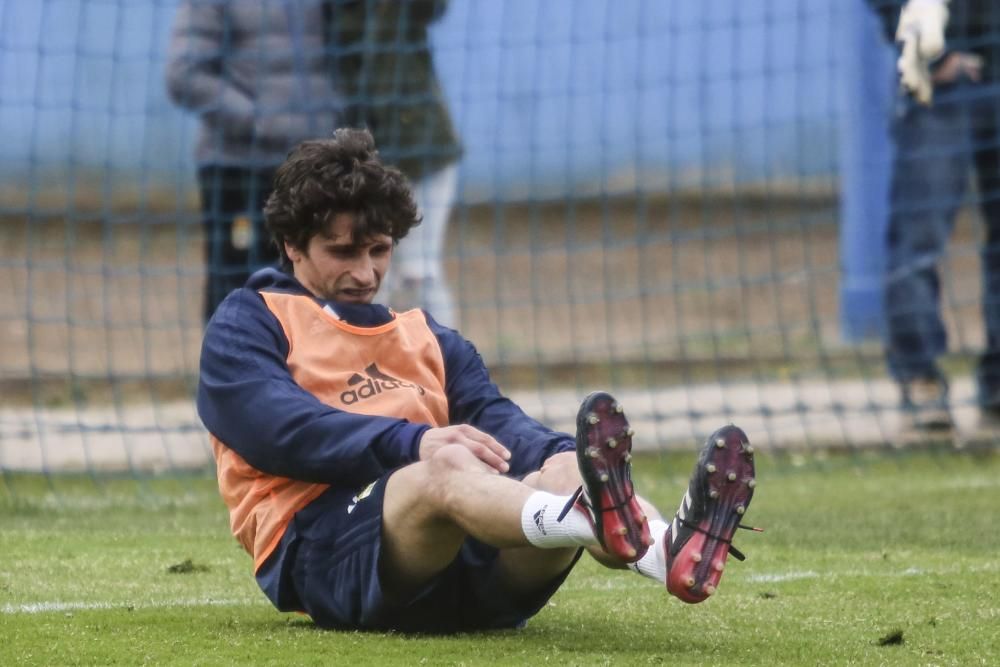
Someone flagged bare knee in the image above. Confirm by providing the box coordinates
[416,445,496,516]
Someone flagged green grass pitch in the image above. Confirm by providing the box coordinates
[2,449,998,666]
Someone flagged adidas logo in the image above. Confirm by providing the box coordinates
[533,508,547,535]
[340,363,427,405]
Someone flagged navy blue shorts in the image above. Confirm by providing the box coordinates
[256,471,581,633]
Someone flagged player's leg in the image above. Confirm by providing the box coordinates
[572,391,654,561]
[499,392,657,569]
[488,392,661,596]
[380,393,661,607]
[490,451,665,596]
[538,392,761,603]
[491,451,601,595]
[657,424,759,603]
[379,444,594,601]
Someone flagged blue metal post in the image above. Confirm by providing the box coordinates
[838,0,896,342]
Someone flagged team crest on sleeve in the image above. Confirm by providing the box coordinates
[340,362,427,405]
[347,481,378,514]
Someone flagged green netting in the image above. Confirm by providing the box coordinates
[1,0,998,500]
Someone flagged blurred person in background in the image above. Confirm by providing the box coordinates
[331,0,463,326]
[166,0,344,325]
[870,0,1000,433]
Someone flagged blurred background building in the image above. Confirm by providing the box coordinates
[0,0,994,476]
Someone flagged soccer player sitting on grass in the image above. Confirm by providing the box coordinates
[197,128,760,632]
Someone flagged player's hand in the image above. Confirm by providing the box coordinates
[418,425,511,473]
[931,51,983,85]
[895,0,950,105]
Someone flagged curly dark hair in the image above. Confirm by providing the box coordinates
[264,128,421,270]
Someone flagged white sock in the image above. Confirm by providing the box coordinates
[630,519,669,582]
[520,491,599,549]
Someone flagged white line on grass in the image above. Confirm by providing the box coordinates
[747,561,999,584]
[747,571,819,583]
[10,563,998,613]
[570,562,999,591]
[1,597,268,615]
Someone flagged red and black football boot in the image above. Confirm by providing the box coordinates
[567,391,652,563]
[664,424,760,603]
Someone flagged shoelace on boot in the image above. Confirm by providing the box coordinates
[674,514,764,561]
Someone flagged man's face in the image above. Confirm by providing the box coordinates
[285,213,393,304]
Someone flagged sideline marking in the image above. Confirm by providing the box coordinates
[1,597,267,615]
[747,571,819,583]
[747,562,999,584]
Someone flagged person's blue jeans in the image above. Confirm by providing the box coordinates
[884,78,1000,407]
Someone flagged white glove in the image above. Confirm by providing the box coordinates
[895,0,950,105]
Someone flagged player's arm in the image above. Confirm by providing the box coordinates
[164,0,255,136]
[425,314,575,477]
[197,289,429,484]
